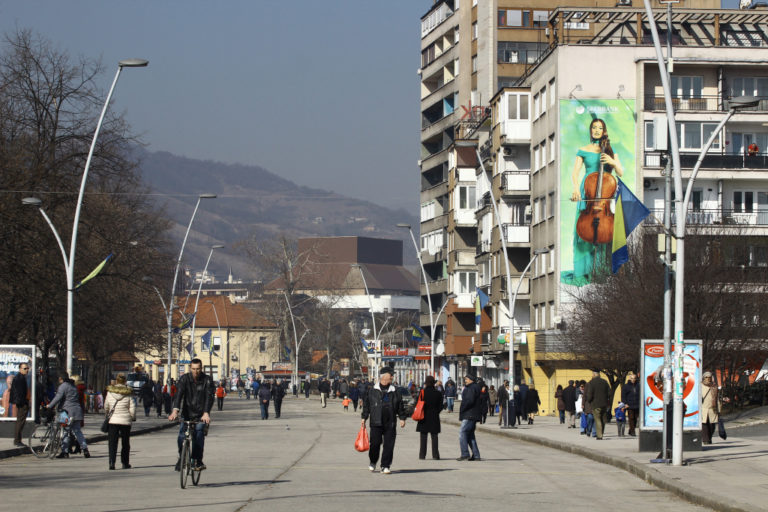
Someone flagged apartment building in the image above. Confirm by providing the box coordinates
[419,0,727,396]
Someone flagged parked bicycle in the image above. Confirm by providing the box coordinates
[28,408,65,459]
[179,420,203,488]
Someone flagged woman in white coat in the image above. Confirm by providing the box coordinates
[105,374,136,470]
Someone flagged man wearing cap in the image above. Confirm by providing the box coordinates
[621,372,641,436]
[361,367,407,474]
[457,373,482,461]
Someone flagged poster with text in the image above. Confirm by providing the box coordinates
[559,98,637,300]
[641,340,702,431]
[0,345,36,421]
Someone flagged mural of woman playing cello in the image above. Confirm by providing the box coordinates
[567,118,624,285]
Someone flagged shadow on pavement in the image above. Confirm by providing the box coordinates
[105,500,249,512]
[199,479,288,488]
[391,468,455,474]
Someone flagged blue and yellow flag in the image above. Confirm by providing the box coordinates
[74,252,114,290]
[201,329,213,353]
[410,323,426,342]
[612,178,651,274]
[361,337,374,354]
[173,313,195,334]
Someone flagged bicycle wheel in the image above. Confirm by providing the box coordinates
[29,425,53,458]
[191,453,201,486]
[180,440,190,489]
[48,426,62,459]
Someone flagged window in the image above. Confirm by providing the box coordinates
[454,58,460,76]
[472,21,477,40]
[455,26,460,44]
[549,134,556,162]
[539,87,546,114]
[421,201,437,222]
[645,121,655,150]
[730,76,768,99]
[213,336,221,352]
[533,197,540,223]
[472,0,477,7]
[457,271,477,293]
[533,144,540,171]
[498,42,544,64]
[507,93,529,120]
[533,10,549,28]
[549,246,555,272]
[671,76,703,99]
[549,79,556,107]
[534,93,540,118]
[259,337,267,353]
[548,192,555,218]
[458,185,476,209]
[540,195,547,221]
[734,191,754,213]
[472,55,477,73]
[691,190,702,211]
[676,122,720,151]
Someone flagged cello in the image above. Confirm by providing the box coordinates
[576,136,617,245]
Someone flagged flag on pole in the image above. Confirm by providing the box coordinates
[476,287,490,309]
[361,337,373,354]
[475,294,481,327]
[201,329,213,353]
[410,323,426,342]
[284,345,291,359]
[184,341,194,357]
[173,313,195,334]
[612,178,651,274]
[74,252,114,290]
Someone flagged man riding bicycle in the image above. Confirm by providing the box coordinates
[168,359,214,471]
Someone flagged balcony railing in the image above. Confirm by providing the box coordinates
[644,208,768,227]
[503,222,530,244]
[645,151,768,170]
[502,171,530,193]
[644,95,768,113]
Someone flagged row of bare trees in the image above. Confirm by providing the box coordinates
[566,230,768,405]
[0,30,174,388]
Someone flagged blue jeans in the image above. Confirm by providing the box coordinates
[178,422,206,462]
[63,420,87,452]
[446,397,455,412]
[586,413,596,437]
[260,401,269,419]
[458,419,480,458]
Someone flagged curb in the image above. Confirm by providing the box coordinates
[0,420,179,461]
[444,417,753,512]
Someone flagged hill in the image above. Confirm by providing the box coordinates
[137,149,419,279]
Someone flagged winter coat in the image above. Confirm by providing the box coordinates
[48,380,83,421]
[10,372,28,407]
[339,381,349,396]
[349,384,360,402]
[105,385,136,425]
[497,386,509,405]
[701,383,720,423]
[488,388,498,405]
[621,380,641,410]
[140,381,154,406]
[562,385,577,412]
[258,385,271,403]
[172,372,214,420]
[416,386,442,434]
[444,383,457,398]
[272,383,286,401]
[459,382,483,421]
[555,390,565,411]
[525,388,541,414]
[318,380,331,394]
[587,376,611,410]
[361,382,407,427]
[518,384,529,415]
[479,389,490,413]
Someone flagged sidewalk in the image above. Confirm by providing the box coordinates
[0,408,177,460]
[444,411,768,512]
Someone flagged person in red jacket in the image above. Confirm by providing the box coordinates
[215,381,227,411]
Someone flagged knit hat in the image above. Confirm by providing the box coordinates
[464,374,476,382]
[380,366,394,376]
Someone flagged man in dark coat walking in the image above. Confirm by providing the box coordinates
[361,367,407,474]
[562,380,577,428]
[272,378,286,418]
[10,363,30,447]
[621,372,641,436]
[457,374,482,461]
[517,381,529,421]
[586,371,611,439]
[416,375,442,460]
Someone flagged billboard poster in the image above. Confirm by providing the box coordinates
[559,98,637,297]
[0,345,36,421]
[640,340,702,431]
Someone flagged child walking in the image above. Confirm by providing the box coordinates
[342,397,351,411]
[615,402,627,437]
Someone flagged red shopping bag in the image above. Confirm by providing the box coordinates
[411,389,425,421]
[354,425,370,452]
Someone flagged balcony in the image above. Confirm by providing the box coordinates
[644,208,768,227]
[500,119,531,143]
[643,95,768,113]
[476,240,492,256]
[502,171,530,195]
[503,222,530,244]
[644,151,768,170]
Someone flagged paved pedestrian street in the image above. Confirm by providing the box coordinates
[1,398,707,512]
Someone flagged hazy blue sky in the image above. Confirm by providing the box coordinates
[0,1,426,212]
[0,1,742,212]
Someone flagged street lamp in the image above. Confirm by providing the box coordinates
[189,244,224,364]
[205,300,223,380]
[21,59,148,374]
[396,223,437,376]
[166,193,216,380]
[282,291,303,391]
[352,263,378,380]
[643,0,759,466]
[433,293,456,359]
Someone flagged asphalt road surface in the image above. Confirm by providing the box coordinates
[0,397,709,511]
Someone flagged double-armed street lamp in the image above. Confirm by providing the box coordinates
[204,299,223,380]
[351,263,379,380]
[189,244,225,360]
[165,194,217,381]
[22,58,148,374]
[282,291,309,391]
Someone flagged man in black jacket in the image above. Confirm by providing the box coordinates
[169,359,214,471]
[10,363,30,447]
[272,378,286,418]
[457,374,482,461]
[361,367,407,474]
[562,380,577,428]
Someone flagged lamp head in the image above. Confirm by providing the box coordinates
[211,244,225,249]
[396,223,411,229]
[533,248,550,255]
[729,95,760,110]
[199,193,217,199]
[119,59,149,68]
[22,197,42,207]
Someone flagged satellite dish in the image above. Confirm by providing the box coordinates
[436,343,445,356]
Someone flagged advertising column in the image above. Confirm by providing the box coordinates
[0,345,36,421]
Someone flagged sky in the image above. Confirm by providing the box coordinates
[0,1,427,212]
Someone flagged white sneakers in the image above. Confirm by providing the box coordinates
[381,467,391,474]
[368,464,391,474]
[368,464,376,472]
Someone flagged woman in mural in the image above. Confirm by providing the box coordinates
[568,118,624,284]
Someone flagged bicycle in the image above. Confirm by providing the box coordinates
[28,408,65,459]
[179,420,203,488]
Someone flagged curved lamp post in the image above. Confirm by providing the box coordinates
[189,244,224,364]
[282,290,307,390]
[22,58,147,374]
[166,193,217,380]
[351,263,378,381]
[205,300,223,380]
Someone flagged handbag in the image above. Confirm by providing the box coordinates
[101,394,124,433]
[411,389,425,421]
[717,417,727,440]
[354,424,370,452]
